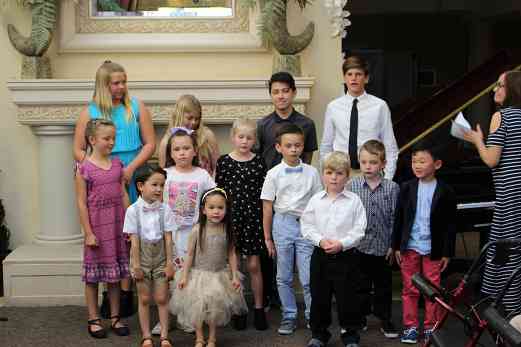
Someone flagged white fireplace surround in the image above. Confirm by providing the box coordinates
[3,78,314,306]
[9,79,314,125]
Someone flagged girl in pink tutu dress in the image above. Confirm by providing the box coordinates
[75,119,131,339]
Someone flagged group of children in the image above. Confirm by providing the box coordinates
[76,88,456,347]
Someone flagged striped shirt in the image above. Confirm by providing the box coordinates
[348,176,400,256]
[481,106,521,314]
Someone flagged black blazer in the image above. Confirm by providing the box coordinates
[392,178,457,260]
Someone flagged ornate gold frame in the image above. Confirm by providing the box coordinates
[59,0,264,52]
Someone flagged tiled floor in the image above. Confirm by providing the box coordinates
[0,302,498,347]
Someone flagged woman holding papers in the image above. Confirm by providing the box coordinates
[464,71,521,314]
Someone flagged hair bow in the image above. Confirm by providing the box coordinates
[171,127,194,136]
[202,187,228,202]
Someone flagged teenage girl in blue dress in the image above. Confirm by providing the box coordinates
[74,60,156,203]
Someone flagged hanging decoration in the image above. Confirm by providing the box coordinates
[324,0,351,38]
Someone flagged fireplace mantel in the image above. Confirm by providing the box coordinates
[8,78,314,125]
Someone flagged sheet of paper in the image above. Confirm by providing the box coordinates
[450,112,471,140]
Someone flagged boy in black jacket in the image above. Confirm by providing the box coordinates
[392,143,456,344]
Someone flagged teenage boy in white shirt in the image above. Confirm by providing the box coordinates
[320,55,399,179]
[301,151,367,347]
[261,122,322,336]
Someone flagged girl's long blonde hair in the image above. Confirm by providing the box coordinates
[170,95,213,167]
[93,61,134,121]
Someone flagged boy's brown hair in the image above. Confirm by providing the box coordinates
[360,140,386,162]
[342,55,370,76]
[275,122,305,144]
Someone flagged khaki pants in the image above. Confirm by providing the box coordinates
[131,239,168,290]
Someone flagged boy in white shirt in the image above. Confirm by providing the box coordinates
[261,123,322,335]
[301,151,367,347]
[123,164,177,347]
[319,56,398,179]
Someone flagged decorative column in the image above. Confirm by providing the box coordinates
[31,125,83,244]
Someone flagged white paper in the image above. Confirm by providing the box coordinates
[450,112,471,140]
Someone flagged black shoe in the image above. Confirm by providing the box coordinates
[307,338,325,347]
[231,314,247,330]
[119,289,136,318]
[254,308,268,330]
[100,291,110,319]
[361,316,368,331]
[87,318,107,339]
[380,320,398,339]
[110,315,130,336]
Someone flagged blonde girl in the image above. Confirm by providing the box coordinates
[215,118,268,330]
[73,60,156,315]
[75,119,131,339]
[171,188,248,347]
[74,60,156,203]
[158,94,220,176]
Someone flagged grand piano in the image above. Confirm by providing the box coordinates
[392,49,521,273]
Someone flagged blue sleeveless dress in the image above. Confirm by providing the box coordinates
[88,97,142,203]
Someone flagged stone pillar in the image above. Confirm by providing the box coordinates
[32,125,83,244]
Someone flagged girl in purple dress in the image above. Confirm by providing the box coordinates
[75,119,131,339]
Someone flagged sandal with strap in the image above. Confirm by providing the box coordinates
[194,339,205,347]
[87,318,107,339]
[160,336,173,347]
[207,339,216,347]
[110,315,130,336]
[141,336,154,347]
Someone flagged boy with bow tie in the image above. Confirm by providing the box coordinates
[261,123,322,335]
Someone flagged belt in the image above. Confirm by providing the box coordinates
[317,247,355,259]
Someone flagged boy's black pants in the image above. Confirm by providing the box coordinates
[358,252,393,322]
[310,247,362,345]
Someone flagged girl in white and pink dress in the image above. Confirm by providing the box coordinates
[163,127,215,270]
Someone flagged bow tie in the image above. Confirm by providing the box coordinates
[285,166,303,174]
[143,204,160,213]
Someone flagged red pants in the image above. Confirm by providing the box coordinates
[400,250,442,329]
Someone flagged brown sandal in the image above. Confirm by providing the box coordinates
[194,339,205,347]
[160,337,173,347]
[141,336,154,347]
[207,339,216,347]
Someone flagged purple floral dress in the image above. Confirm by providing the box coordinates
[79,158,130,283]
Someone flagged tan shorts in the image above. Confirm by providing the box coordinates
[131,239,168,290]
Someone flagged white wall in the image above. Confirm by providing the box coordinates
[0,9,41,247]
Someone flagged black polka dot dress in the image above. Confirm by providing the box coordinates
[216,154,267,256]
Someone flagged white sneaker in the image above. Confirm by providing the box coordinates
[151,322,161,335]
[177,321,195,333]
